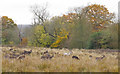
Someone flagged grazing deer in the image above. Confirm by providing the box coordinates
[44,51,48,54]
[18,55,25,60]
[22,50,32,55]
[96,55,105,60]
[12,54,20,58]
[64,50,73,56]
[9,53,20,59]
[4,55,10,59]
[41,53,54,59]
[9,56,18,59]
[89,55,92,58]
[72,56,80,60]
[41,51,48,55]
[9,48,13,51]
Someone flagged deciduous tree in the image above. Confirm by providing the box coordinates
[82,4,115,32]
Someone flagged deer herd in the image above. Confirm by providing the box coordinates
[2,48,118,61]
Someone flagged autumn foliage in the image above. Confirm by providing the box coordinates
[50,29,69,48]
[1,4,118,49]
[20,38,28,46]
[1,16,17,30]
[1,16,19,46]
[82,4,115,32]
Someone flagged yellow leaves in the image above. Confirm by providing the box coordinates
[107,12,109,14]
[62,22,65,25]
[8,18,14,23]
[1,16,17,29]
[2,16,8,19]
[50,29,69,48]
[50,43,59,48]
[91,17,96,21]
[88,11,91,13]
[9,41,14,45]
[65,35,68,39]
[2,16,14,23]
[50,37,62,48]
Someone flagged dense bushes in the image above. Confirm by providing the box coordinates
[28,25,53,47]
[87,24,118,49]
[103,24,118,49]
[87,31,112,49]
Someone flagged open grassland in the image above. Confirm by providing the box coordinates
[2,47,119,72]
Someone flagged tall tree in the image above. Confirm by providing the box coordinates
[1,16,17,30]
[82,4,115,32]
[1,16,19,46]
[31,4,55,38]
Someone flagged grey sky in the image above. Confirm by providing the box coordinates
[0,0,119,24]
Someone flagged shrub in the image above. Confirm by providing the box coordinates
[87,31,112,49]
[28,25,53,47]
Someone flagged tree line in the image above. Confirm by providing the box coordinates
[1,4,118,49]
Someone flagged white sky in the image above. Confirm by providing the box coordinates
[0,0,119,24]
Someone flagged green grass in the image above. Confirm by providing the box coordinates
[2,47,118,72]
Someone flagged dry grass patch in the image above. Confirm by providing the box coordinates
[2,47,118,72]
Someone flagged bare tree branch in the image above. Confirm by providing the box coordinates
[31,4,49,25]
[31,4,55,38]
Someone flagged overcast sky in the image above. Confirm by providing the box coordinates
[0,0,119,25]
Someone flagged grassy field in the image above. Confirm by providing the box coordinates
[2,47,118,72]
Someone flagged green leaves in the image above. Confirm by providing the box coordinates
[87,31,112,49]
[1,16,19,46]
[29,25,53,47]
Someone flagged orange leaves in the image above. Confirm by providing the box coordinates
[62,13,77,23]
[20,38,28,46]
[83,4,114,32]
[1,16,17,29]
[91,17,96,21]
[2,16,14,24]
